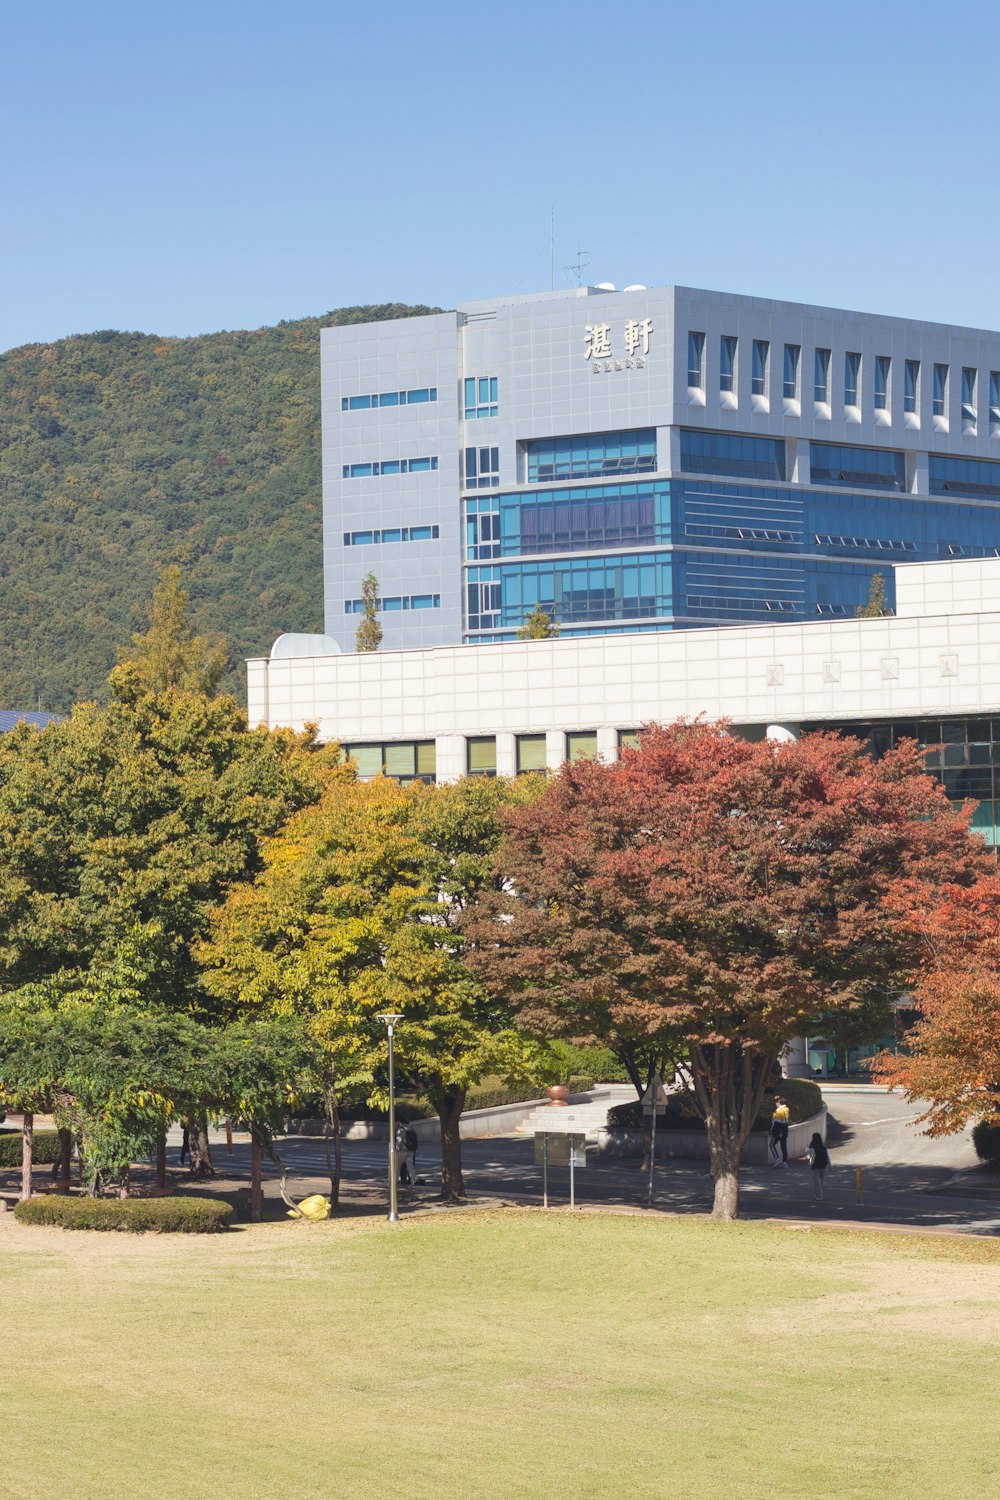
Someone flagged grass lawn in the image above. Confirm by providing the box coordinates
[2,1208,999,1499]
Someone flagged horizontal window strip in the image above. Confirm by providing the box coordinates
[343,525,440,546]
[341,387,437,411]
[342,457,439,478]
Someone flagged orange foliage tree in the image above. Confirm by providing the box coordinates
[872,875,1000,1133]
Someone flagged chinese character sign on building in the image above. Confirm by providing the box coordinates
[585,317,652,372]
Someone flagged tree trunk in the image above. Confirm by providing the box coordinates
[58,1128,73,1186]
[434,1087,468,1203]
[185,1114,215,1178]
[118,1164,130,1200]
[689,1042,777,1223]
[249,1127,264,1222]
[323,1096,342,1209]
[707,1131,743,1220]
[155,1133,167,1190]
[20,1112,33,1201]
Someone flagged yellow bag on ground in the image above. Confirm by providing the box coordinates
[289,1194,331,1221]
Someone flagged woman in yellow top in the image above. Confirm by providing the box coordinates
[769,1096,790,1167]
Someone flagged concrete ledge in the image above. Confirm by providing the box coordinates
[285,1089,618,1145]
[596,1104,828,1163]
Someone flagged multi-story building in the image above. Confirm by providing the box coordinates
[322,283,1000,651]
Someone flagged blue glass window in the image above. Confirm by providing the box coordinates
[342,456,438,478]
[343,525,440,546]
[928,454,1000,499]
[783,344,800,400]
[341,387,437,411]
[814,348,831,403]
[991,371,1000,425]
[751,339,769,396]
[962,367,978,423]
[464,446,500,489]
[844,352,861,407]
[810,443,905,491]
[720,336,737,393]
[465,376,498,419]
[904,359,919,413]
[467,552,673,631]
[525,429,655,483]
[344,593,441,612]
[874,356,890,410]
[687,331,705,388]
[933,363,948,417]
[466,480,669,561]
[680,429,786,481]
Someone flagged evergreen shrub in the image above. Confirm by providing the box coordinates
[0,1128,62,1167]
[972,1117,1000,1164]
[13,1195,234,1233]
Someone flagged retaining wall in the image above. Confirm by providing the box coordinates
[596,1104,828,1164]
[286,1088,616,1145]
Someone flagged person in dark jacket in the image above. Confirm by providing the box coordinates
[807,1132,830,1198]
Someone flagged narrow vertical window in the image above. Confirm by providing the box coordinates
[904,359,919,414]
[844,352,861,407]
[687,331,705,388]
[990,371,1000,426]
[783,344,800,399]
[933,363,949,417]
[751,339,769,396]
[962,367,978,423]
[720,335,737,393]
[814,348,831,403]
[874,356,890,410]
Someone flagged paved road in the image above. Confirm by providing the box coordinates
[168,1090,1000,1235]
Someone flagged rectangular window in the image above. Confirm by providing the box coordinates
[344,593,442,612]
[464,376,499,419]
[567,731,599,763]
[844,352,861,407]
[679,429,786,482]
[783,344,800,400]
[464,446,500,490]
[467,737,497,776]
[904,359,919,413]
[928,454,1000,498]
[342,457,439,478]
[525,429,655,484]
[687,331,705,388]
[814,348,831,403]
[751,339,769,396]
[874,356,890,410]
[341,387,438,411]
[516,734,548,774]
[342,741,436,785]
[720,336,737,393]
[962,367,978,423]
[810,442,905,492]
[617,730,641,752]
[991,371,1000,426]
[933,363,948,417]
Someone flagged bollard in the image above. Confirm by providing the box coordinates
[856,1166,863,1204]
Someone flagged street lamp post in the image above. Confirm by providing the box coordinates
[376,1013,403,1223]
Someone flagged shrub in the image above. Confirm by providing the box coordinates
[13,1195,234,1233]
[0,1128,63,1167]
[972,1116,1000,1164]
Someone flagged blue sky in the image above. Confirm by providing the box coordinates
[2,0,998,350]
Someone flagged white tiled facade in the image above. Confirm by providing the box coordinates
[248,556,1000,782]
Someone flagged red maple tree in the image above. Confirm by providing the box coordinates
[872,875,1000,1133]
[467,722,989,1218]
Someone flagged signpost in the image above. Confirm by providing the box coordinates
[641,1074,668,1208]
[534,1131,587,1208]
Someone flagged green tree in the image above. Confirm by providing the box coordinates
[516,605,560,640]
[856,572,893,618]
[354,572,383,653]
[117,564,227,694]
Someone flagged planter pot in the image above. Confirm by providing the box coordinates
[546,1085,570,1107]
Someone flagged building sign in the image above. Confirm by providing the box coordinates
[584,317,652,373]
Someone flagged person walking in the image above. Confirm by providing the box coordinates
[807,1132,830,1198]
[395,1122,415,1187]
[404,1123,424,1185]
[769,1096,790,1167]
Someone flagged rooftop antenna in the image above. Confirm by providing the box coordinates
[565,246,590,287]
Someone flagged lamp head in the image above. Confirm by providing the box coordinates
[376,1013,404,1030]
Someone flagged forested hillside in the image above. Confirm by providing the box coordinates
[0,303,438,711]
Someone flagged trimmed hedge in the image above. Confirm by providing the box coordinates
[972,1117,1000,1164]
[13,1195,234,1233]
[0,1128,62,1167]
